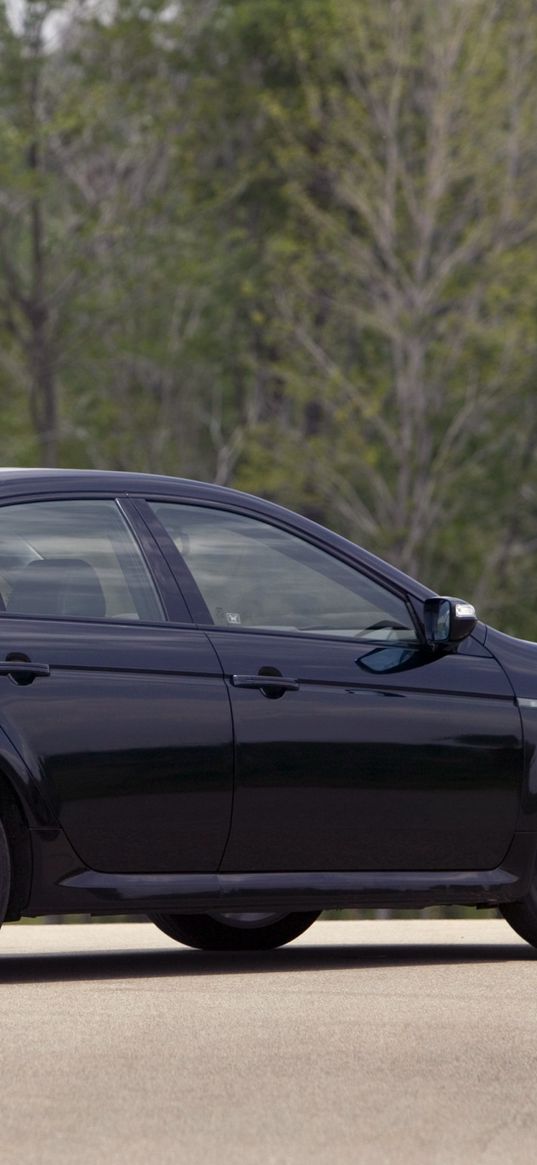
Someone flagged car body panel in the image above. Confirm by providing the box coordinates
[0,468,534,917]
[25,828,537,915]
[0,724,56,827]
[0,616,233,872]
[481,627,537,831]
[483,627,537,699]
[208,630,522,872]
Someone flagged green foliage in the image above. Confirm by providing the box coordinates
[0,0,537,635]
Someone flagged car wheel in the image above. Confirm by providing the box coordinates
[0,816,11,925]
[500,885,537,948]
[150,910,321,951]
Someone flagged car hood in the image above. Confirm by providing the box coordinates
[484,625,537,699]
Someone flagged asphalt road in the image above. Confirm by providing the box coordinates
[0,918,536,1164]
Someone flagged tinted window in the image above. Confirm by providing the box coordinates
[150,503,417,641]
[0,500,163,622]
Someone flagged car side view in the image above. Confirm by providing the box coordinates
[0,467,536,951]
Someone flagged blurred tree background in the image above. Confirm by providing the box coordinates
[1,0,537,637]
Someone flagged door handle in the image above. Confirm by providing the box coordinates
[231,674,300,694]
[0,659,51,683]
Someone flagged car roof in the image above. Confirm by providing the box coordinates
[0,467,436,600]
[0,467,196,489]
[0,467,292,514]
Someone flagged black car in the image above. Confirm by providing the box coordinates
[0,467,535,951]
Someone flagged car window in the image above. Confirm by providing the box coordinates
[149,502,417,642]
[0,500,164,622]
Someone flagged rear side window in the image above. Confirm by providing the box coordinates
[0,499,163,622]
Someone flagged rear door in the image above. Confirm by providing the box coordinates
[0,495,233,873]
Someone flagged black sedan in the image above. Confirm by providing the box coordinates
[0,467,535,951]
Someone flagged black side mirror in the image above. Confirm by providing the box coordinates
[423,597,477,647]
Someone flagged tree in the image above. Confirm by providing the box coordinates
[0,1,68,464]
[193,0,537,633]
[2,0,537,635]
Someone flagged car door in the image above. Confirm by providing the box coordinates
[145,499,523,873]
[0,495,233,873]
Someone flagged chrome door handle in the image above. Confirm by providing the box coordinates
[231,674,300,693]
[0,660,51,680]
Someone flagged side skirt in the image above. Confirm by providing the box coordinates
[24,830,537,916]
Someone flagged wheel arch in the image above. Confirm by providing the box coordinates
[0,730,56,921]
[0,776,32,920]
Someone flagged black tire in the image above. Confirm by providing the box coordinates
[500,887,537,948]
[150,909,321,951]
[0,816,11,925]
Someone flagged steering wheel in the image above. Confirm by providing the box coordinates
[358,620,409,639]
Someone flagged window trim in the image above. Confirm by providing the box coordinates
[0,493,192,628]
[129,498,211,625]
[141,496,422,647]
[117,499,192,624]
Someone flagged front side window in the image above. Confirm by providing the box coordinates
[0,499,163,622]
[150,502,417,642]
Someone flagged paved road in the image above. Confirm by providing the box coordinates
[0,918,536,1164]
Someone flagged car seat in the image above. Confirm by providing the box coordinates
[6,557,106,619]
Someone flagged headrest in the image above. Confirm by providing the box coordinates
[7,557,106,619]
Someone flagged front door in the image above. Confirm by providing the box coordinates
[0,497,233,873]
[147,500,522,872]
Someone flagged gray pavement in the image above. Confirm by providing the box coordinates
[0,918,536,1164]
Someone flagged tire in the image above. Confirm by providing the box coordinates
[150,909,321,951]
[0,816,11,925]
[500,886,537,948]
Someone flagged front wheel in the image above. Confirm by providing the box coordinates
[150,910,321,951]
[500,886,537,948]
[0,816,10,924]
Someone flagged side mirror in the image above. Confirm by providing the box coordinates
[423,596,477,648]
